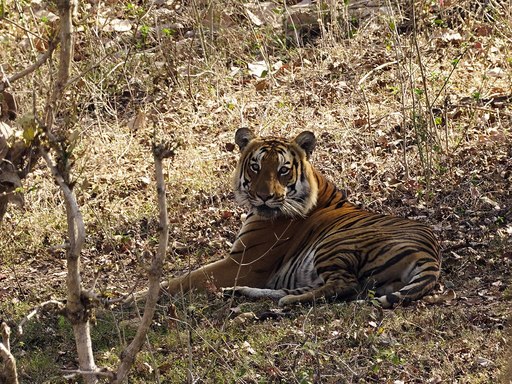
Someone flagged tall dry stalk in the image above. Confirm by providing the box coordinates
[113,141,174,383]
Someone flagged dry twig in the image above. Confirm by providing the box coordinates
[0,37,59,93]
[17,300,65,335]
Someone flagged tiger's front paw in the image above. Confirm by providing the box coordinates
[222,286,246,298]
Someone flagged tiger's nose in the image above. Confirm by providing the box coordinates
[257,192,274,202]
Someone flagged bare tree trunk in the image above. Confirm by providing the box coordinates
[41,150,98,384]
[40,1,99,383]
[112,144,173,383]
[64,196,98,384]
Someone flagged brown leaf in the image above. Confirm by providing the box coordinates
[225,142,236,152]
[1,91,17,120]
[34,38,48,52]
[127,111,146,132]
[221,210,233,220]
[353,118,367,128]
[255,79,270,91]
[474,24,493,37]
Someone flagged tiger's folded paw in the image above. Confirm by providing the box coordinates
[222,286,245,298]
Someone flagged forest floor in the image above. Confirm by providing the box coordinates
[1,1,511,383]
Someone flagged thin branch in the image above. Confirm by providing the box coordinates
[358,60,398,86]
[66,52,113,86]
[411,2,439,146]
[112,144,172,383]
[1,322,11,352]
[387,0,409,179]
[81,283,142,307]
[430,47,468,107]
[17,300,65,335]
[0,344,19,384]
[0,17,48,42]
[0,38,59,92]
[62,369,115,380]
[40,148,85,270]
[44,0,73,131]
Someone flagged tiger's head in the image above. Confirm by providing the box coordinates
[232,128,319,219]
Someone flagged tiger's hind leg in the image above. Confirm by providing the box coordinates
[374,262,440,308]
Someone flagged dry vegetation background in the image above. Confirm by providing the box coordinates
[1,0,511,383]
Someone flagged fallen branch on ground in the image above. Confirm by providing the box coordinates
[17,300,65,335]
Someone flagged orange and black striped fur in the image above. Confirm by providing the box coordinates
[167,128,441,307]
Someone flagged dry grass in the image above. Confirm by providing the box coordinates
[1,0,511,382]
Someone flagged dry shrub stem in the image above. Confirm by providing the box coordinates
[44,0,73,132]
[191,0,209,63]
[387,0,409,179]
[113,145,171,383]
[411,3,434,185]
[0,322,19,384]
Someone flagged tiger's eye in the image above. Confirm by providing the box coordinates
[250,163,260,173]
[278,166,290,176]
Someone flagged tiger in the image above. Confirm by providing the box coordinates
[166,128,441,308]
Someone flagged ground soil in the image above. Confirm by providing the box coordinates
[1,1,511,383]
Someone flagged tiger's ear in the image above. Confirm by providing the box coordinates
[294,131,316,158]
[235,128,256,151]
